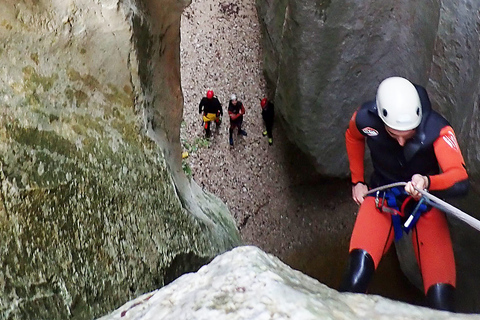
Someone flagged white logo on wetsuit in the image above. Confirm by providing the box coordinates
[443,130,459,151]
[362,127,379,136]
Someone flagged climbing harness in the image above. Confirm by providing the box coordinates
[372,186,428,240]
[365,182,480,233]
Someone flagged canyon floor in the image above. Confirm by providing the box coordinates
[179,0,424,306]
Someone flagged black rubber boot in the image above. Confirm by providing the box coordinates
[426,283,455,312]
[205,122,211,138]
[339,249,375,293]
[238,127,247,136]
[229,128,234,146]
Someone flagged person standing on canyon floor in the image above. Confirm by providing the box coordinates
[260,97,274,146]
[340,76,469,312]
[198,90,223,138]
[228,94,247,146]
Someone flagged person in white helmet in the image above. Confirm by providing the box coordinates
[228,94,247,146]
[340,76,469,311]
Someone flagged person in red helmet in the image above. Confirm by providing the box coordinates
[260,98,274,145]
[340,76,469,312]
[228,94,247,146]
[199,90,223,138]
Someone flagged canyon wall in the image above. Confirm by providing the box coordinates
[0,0,240,318]
[257,0,480,182]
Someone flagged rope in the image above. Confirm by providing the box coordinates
[416,188,480,231]
[364,182,407,196]
[364,182,480,232]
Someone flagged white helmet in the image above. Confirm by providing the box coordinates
[231,94,237,101]
[376,77,422,131]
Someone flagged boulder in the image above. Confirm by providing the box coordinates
[427,0,480,182]
[256,0,480,182]
[99,246,478,320]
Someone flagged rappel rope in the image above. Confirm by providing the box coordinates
[365,182,480,232]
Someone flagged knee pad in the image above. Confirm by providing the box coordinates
[339,249,375,293]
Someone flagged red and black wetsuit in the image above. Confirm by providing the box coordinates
[345,84,468,293]
[228,100,245,128]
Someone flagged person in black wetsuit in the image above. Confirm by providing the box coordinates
[198,90,223,138]
[260,98,274,145]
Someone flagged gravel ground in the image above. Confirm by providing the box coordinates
[179,0,423,304]
[179,0,356,285]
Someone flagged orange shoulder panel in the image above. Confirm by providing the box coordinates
[429,126,468,191]
[345,111,366,184]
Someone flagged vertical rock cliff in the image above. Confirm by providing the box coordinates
[256,0,480,181]
[0,0,240,319]
[428,1,480,181]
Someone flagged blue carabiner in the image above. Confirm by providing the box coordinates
[403,197,427,233]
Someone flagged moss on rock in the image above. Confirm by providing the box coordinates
[0,1,240,319]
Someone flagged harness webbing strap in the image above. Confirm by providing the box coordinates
[374,187,428,240]
[392,214,404,241]
[366,182,480,233]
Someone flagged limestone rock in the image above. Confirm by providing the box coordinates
[256,0,480,181]
[99,246,478,320]
[427,0,480,181]
[0,0,240,319]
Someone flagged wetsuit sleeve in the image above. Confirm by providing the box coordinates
[345,111,366,184]
[428,126,468,192]
[199,99,203,114]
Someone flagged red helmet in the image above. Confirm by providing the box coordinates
[207,90,214,99]
[260,98,267,108]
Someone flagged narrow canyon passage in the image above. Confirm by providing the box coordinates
[179,0,426,309]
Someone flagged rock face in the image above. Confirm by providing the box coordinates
[256,0,480,181]
[256,0,480,313]
[428,1,480,182]
[0,0,240,319]
[99,246,479,320]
